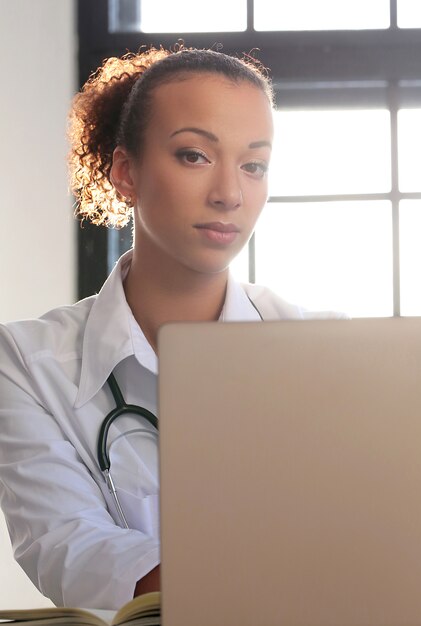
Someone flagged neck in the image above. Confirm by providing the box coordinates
[124,244,229,352]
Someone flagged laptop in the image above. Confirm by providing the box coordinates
[158,317,421,626]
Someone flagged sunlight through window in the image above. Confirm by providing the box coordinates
[400,201,421,316]
[139,0,246,32]
[398,109,421,192]
[253,201,393,317]
[254,0,390,31]
[269,109,391,196]
[398,0,421,28]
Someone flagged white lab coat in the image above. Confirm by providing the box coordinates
[0,250,340,609]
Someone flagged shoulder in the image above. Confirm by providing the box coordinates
[0,296,97,366]
[242,283,348,320]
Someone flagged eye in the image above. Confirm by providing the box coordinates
[242,161,269,179]
[176,149,210,165]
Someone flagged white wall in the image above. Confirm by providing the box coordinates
[0,0,76,323]
[0,0,76,608]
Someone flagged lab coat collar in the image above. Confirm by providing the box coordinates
[222,273,263,322]
[75,250,136,408]
[74,252,261,408]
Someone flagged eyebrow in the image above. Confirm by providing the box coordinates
[249,140,272,149]
[170,127,272,150]
[170,127,218,142]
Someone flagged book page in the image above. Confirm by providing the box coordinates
[112,592,160,626]
[0,607,108,626]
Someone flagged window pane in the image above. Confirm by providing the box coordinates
[139,0,246,32]
[397,0,421,28]
[109,0,141,32]
[254,0,389,31]
[254,201,393,317]
[398,109,421,192]
[269,109,391,196]
[400,201,421,316]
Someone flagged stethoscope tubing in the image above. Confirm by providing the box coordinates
[98,372,158,528]
[97,372,158,472]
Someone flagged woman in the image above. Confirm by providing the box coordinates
[0,46,314,609]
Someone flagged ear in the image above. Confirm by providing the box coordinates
[110,146,137,202]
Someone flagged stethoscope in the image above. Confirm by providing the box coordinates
[97,299,263,529]
[97,372,158,528]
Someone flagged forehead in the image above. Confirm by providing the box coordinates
[147,74,274,141]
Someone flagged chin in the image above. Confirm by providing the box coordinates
[177,251,236,277]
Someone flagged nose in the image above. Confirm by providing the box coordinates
[208,165,243,211]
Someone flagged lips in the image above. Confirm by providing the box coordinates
[194,222,240,233]
[194,222,241,244]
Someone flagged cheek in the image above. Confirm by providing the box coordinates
[246,180,269,216]
[135,170,171,213]
[136,178,189,236]
[138,165,194,205]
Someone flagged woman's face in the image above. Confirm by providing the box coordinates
[130,73,274,277]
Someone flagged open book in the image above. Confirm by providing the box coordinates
[0,591,160,626]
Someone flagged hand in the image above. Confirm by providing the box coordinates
[134,565,160,596]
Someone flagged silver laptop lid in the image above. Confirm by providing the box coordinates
[158,318,421,626]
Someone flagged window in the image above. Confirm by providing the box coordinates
[269,109,391,196]
[78,0,421,317]
[398,0,421,28]
[400,200,421,314]
[141,1,246,33]
[109,0,391,33]
[254,0,390,31]
[110,0,247,33]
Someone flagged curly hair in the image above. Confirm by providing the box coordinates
[68,46,273,228]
